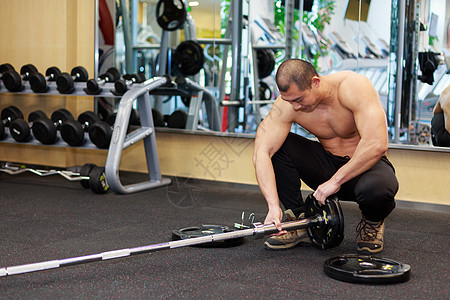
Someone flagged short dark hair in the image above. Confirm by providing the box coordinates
[275,59,319,92]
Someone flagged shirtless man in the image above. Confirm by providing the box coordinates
[431,85,450,147]
[253,59,398,254]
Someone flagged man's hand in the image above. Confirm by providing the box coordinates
[313,178,341,204]
[264,206,287,235]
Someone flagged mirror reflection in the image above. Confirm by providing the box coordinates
[104,0,449,150]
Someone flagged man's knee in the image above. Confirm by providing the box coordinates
[354,167,398,221]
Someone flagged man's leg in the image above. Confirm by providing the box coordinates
[350,157,399,254]
[266,133,340,250]
[271,133,338,216]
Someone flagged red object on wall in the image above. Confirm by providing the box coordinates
[221,95,230,132]
[99,0,115,45]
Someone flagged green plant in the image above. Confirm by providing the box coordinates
[274,0,335,70]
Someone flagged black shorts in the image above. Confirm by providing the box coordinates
[271,132,398,222]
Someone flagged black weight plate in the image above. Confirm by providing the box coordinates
[88,166,109,194]
[172,225,245,248]
[174,40,205,76]
[156,0,187,31]
[324,254,411,284]
[259,81,272,100]
[256,49,276,78]
[79,163,96,189]
[304,194,344,249]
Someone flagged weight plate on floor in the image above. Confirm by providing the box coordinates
[88,166,109,194]
[324,254,411,284]
[79,163,96,189]
[172,224,246,248]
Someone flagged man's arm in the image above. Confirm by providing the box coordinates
[313,74,388,203]
[253,98,292,230]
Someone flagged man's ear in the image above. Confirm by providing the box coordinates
[311,76,320,88]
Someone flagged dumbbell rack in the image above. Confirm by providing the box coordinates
[0,76,172,194]
[0,80,120,149]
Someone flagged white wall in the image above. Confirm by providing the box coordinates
[428,0,448,50]
[325,0,392,56]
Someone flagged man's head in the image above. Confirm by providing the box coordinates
[275,59,319,92]
[276,59,321,112]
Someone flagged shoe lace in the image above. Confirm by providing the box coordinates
[356,218,381,241]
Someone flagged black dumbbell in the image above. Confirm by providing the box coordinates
[0,106,23,140]
[56,66,89,94]
[60,111,100,146]
[167,110,188,129]
[112,73,146,96]
[152,109,165,127]
[32,109,74,144]
[88,120,113,149]
[29,67,62,93]
[104,108,140,127]
[2,64,38,92]
[0,63,15,81]
[84,67,121,95]
[9,110,47,142]
[78,163,109,194]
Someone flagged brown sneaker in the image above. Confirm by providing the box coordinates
[356,217,385,254]
[264,210,310,250]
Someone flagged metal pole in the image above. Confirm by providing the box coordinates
[297,0,304,59]
[130,0,138,73]
[394,0,406,143]
[120,0,133,74]
[285,0,295,59]
[94,0,99,79]
[228,0,243,132]
[0,217,322,277]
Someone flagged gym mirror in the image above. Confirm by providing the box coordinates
[108,0,449,151]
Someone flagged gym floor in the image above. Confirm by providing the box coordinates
[0,171,448,299]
